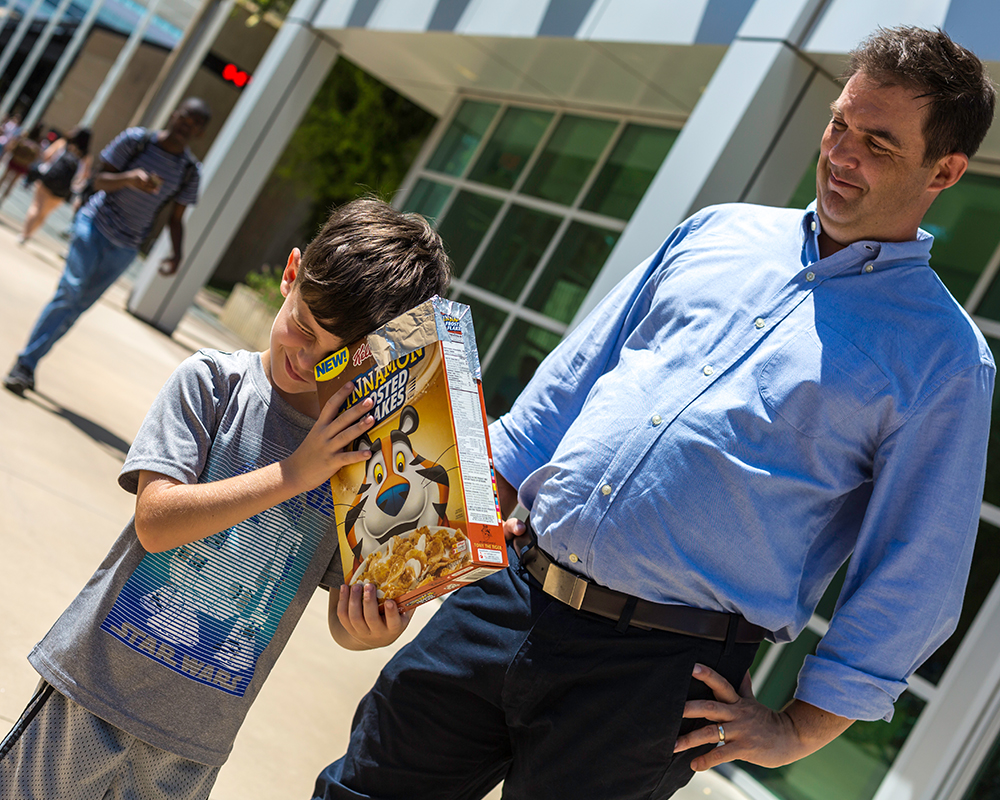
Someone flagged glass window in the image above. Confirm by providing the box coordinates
[453,293,509,361]
[466,204,562,301]
[426,100,499,177]
[482,322,562,418]
[521,115,618,206]
[918,520,1000,684]
[921,172,1000,305]
[581,123,678,219]
[436,191,503,275]
[788,155,818,209]
[403,178,452,221]
[744,691,925,800]
[525,222,620,324]
[469,107,554,190]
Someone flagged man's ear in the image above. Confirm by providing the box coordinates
[280,248,301,298]
[929,152,969,194]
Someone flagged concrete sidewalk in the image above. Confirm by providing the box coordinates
[0,204,745,799]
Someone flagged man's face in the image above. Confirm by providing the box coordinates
[816,72,943,251]
[167,103,209,144]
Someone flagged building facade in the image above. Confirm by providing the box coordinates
[128,2,1000,798]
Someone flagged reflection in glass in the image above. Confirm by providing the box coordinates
[427,100,499,177]
[436,191,503,275]
[526,222,619,324]
[521,115,617,206]
[403,178,452,221]
[581,123,678,219]
[466,204,561,301]
[454,294,508,359]
[469,107,553,190]
[482,322,562,418]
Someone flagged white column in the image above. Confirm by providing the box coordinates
[0,0,47,86]
[147,0,235,130]
[0,0,76,119]
[571,0,840,327]
[127,0,338,333]
[129,0,233,129]
[79,0,164,128]
[23,0,108,130]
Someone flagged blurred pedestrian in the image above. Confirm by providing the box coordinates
[18,126,91,244]
[3,99,210,396]
[0,123,44,206]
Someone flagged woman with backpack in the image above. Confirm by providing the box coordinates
[19,127,91,244]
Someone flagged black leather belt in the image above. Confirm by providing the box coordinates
[513,530,766,644]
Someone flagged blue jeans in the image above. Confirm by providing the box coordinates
[313,549,759,800]
[18,214,137,370]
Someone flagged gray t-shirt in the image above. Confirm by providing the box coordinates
[29,349,342,766]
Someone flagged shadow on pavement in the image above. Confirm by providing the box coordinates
[25,389,132,461]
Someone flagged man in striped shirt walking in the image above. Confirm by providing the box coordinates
[4,98,211,397]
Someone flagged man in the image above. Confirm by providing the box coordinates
[3,98,211,396]
[313,27,995,799]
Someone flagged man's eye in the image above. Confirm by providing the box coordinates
[868,141,890,154]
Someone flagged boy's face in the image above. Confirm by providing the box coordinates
[266,249,344,417]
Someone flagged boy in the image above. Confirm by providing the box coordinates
[0,198,451,798]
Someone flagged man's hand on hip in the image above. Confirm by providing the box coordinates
[674,664,854,771]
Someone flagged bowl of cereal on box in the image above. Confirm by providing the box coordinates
[350,526,470,601]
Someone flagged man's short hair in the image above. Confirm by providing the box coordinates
[847,26,996,163]
[179,98,212,124]
[297,197,452,344]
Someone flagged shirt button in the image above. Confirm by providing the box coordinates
[810,220,817,231]
[651,414,662,426]
[806,272,816,282]
[703,365,714,376]
[864,263,874,273]
[601,484,612,496]
[754,318,766,329]
[569,553,579,563]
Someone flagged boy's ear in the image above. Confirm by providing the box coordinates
[280,249,301,298]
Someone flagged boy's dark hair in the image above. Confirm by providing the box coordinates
[847,26,996,164]
[297,198,452,344]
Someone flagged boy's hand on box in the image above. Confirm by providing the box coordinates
[284,382,375,492]
[336,583,412,650]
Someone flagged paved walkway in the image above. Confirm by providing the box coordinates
[0,184,746,799]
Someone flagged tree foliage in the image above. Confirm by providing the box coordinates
[276,57,437,238]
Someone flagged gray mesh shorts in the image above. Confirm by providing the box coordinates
[0,682,220,800]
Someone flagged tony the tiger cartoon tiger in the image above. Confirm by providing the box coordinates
[343,404,449,571]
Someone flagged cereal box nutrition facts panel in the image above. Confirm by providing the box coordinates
[443,341,500,526]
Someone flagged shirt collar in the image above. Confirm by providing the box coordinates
[801,202,934,275]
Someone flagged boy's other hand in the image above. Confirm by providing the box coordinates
[337,582,412,649]
[283,381,375,492]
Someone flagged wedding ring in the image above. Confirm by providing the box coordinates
[717,724,726,746]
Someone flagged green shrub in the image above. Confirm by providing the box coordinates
[244,265,285,311]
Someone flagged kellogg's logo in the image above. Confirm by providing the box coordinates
[315,347,350,381]
[443,315,462,335]
[353,341,373,367]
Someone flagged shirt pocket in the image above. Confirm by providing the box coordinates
[757,322,888,438]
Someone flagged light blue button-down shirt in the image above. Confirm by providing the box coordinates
[489,202,994,722]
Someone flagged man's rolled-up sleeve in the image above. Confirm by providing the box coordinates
[796,358,994,721]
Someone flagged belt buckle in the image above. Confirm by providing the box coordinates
[542,563,588,610]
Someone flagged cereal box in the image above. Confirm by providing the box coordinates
[314,296,507,610]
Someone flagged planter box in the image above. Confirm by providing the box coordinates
[219,283,275,351]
